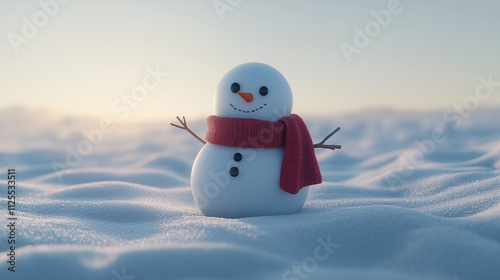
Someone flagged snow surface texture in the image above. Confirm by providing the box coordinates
[0,107,499,280]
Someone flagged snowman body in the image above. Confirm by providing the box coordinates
[190,62,310,218]
[191,144,308,218]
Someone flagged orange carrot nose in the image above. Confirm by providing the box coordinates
[237,91,254,103]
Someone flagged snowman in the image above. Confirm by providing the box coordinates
[172,62,340,218]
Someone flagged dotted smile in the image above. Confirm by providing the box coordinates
[230,103,267,113]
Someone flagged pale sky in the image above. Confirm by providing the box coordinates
[1,0,499,121]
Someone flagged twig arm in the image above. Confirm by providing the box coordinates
[314,144,342,150]
[314,127,342,150]
[170,116,206,145]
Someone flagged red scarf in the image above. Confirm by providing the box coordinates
[206,114,322,194]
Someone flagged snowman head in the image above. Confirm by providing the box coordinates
[214,63,293,121]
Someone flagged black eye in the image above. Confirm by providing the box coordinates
[259,86,268,96]
[231,83,240,93]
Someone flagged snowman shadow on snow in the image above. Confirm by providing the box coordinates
[171,63,341,218]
